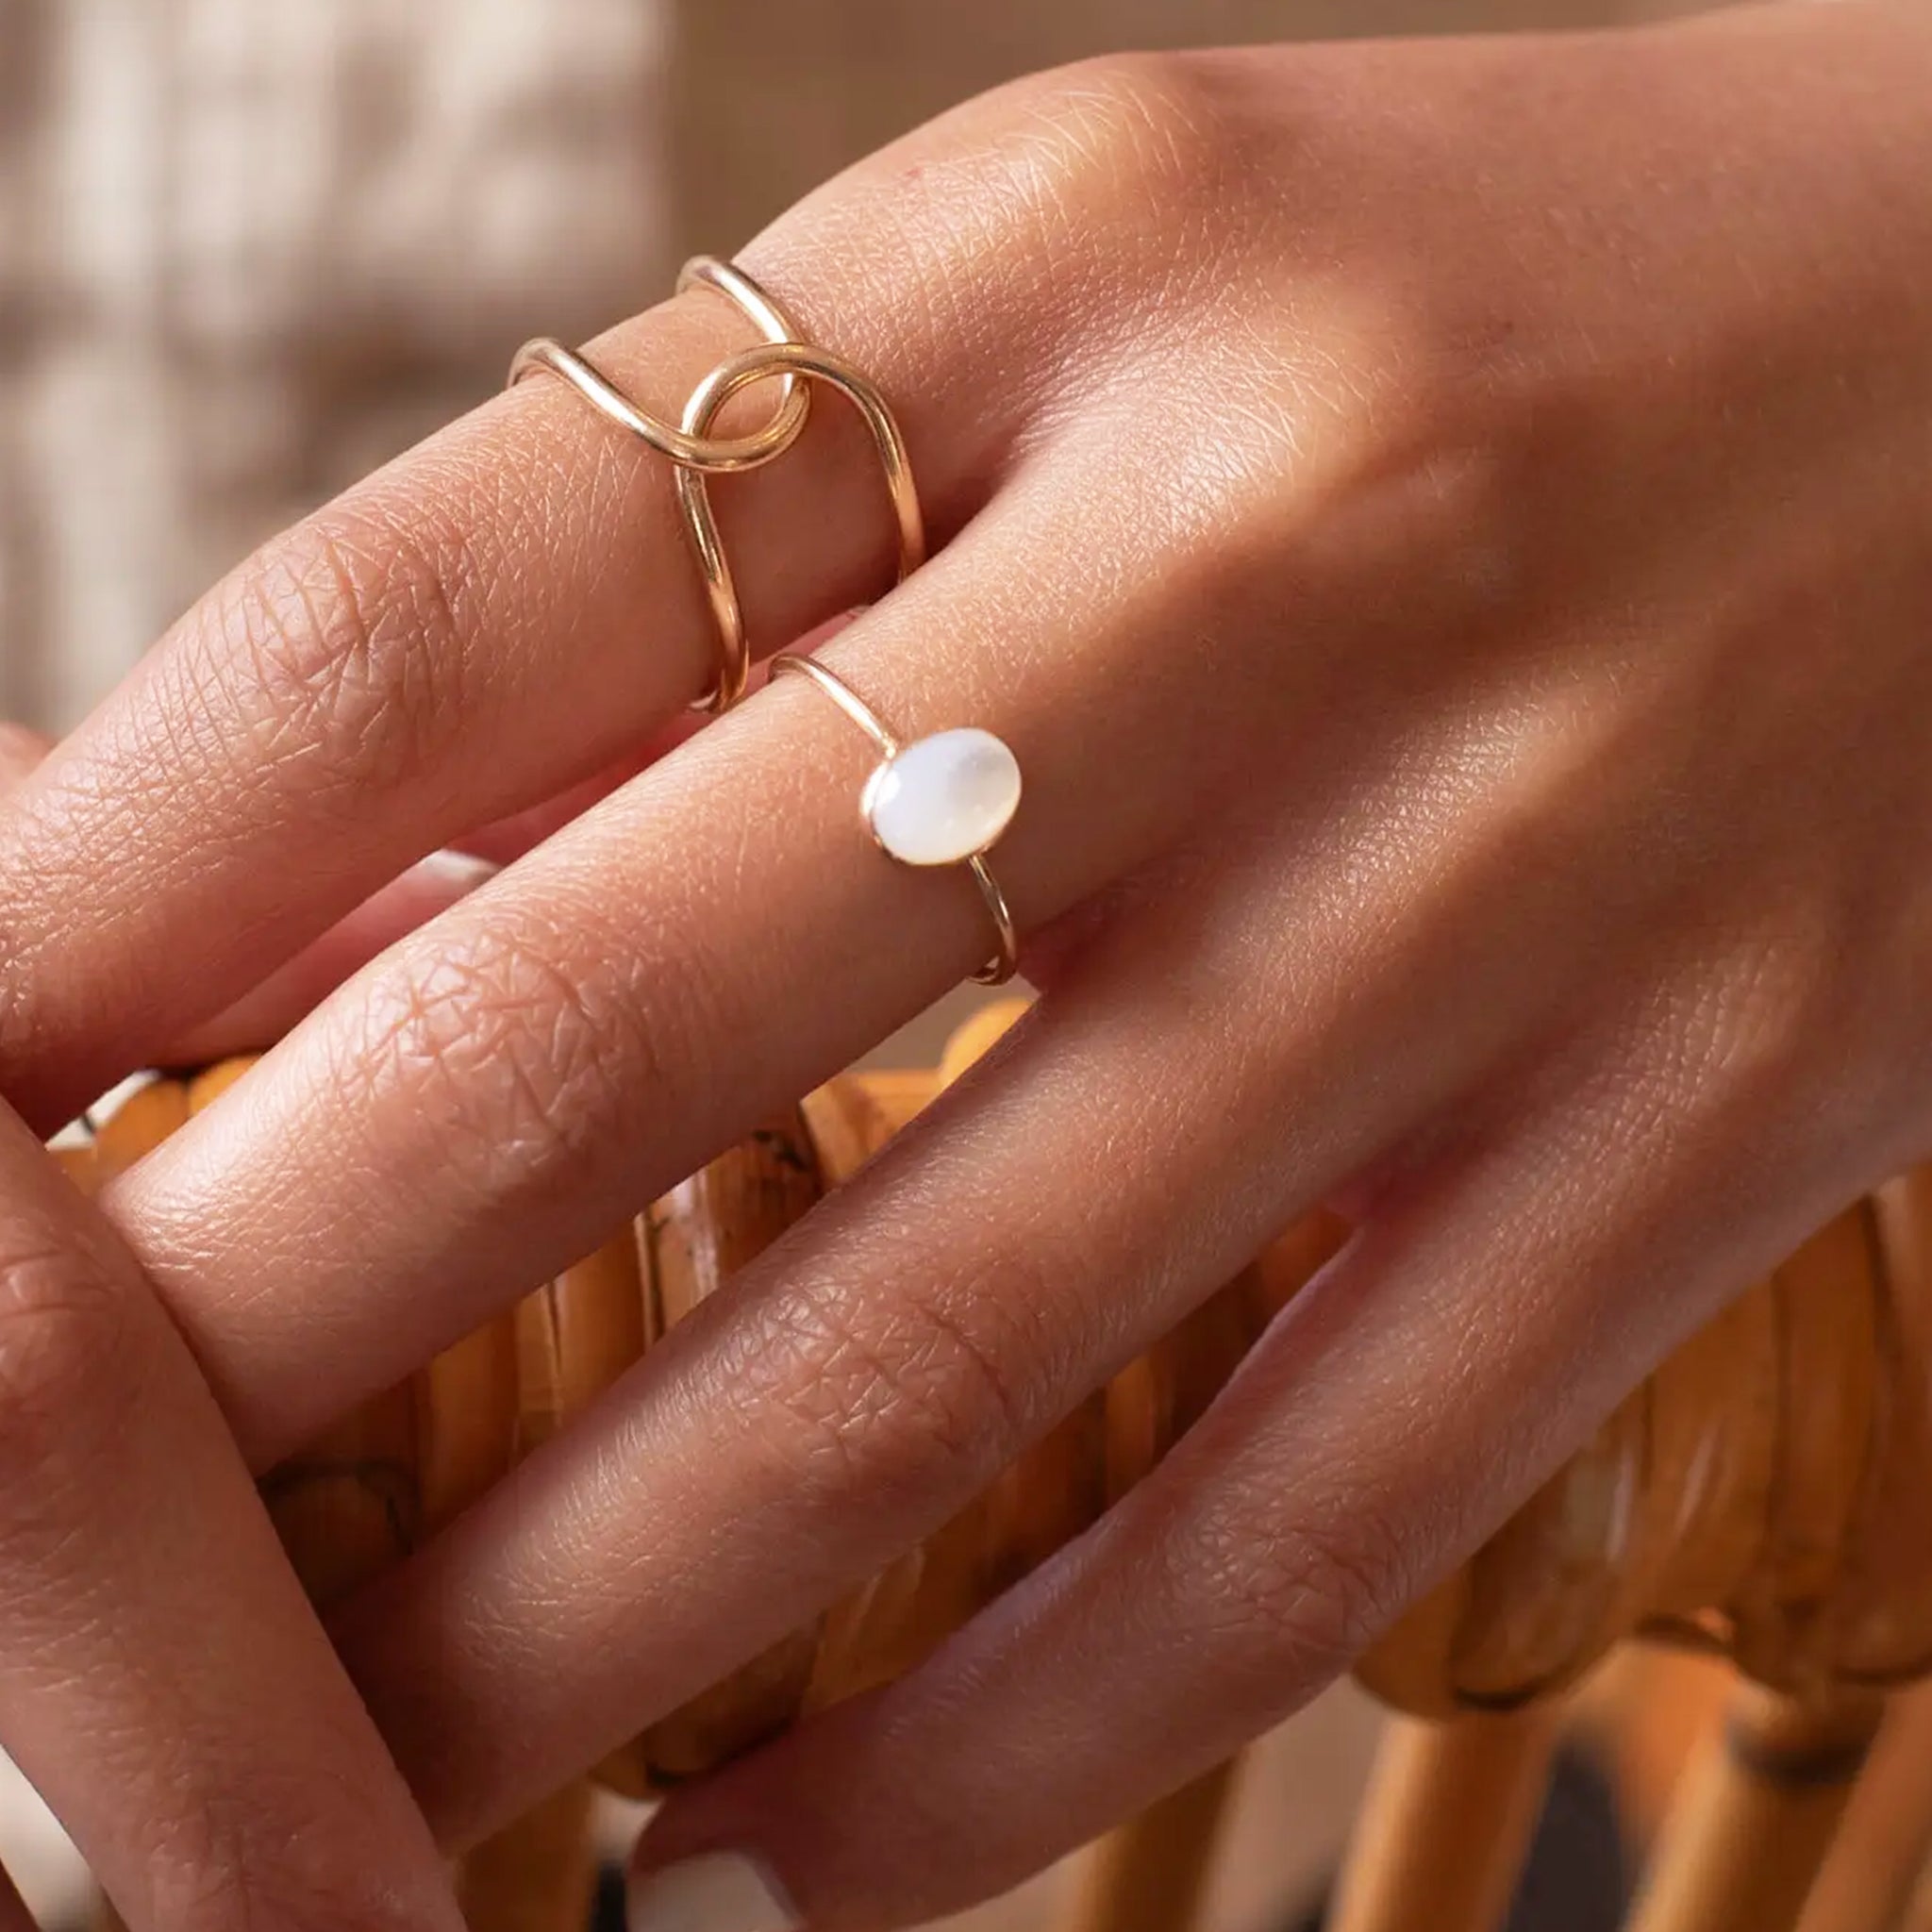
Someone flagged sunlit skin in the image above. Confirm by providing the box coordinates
[3,6,1932,1925]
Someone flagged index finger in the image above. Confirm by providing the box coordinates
[0,64,1141,1128]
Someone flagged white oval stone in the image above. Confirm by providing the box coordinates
[865,727,1021,867]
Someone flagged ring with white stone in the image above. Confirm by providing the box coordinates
[768,654,1021,986]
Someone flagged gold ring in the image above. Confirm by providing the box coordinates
[512,257,926,720]
[676,341,925,716]
[508,257,811,474]
[769,654,1020,987]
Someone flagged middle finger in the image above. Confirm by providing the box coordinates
[327,794,1548,1844]
[102,421,1326,1465]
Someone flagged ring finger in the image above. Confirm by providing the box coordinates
[103,386,1425,1467]
[315,720,1641,1848]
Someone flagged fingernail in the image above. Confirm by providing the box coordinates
[627,1852,800,1932]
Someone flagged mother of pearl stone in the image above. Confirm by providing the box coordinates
[864,727,1022,867]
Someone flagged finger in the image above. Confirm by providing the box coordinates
[96,384,1471,1467]
[0,715,478,1094]
[109,359,1666,1471]
[453,737,680,868]
[452,611,851,868]
[0,715,489,1073]
[0,60,1166,1127]
[166,729,733,1061]
[315,765,1638,1849]
[0,1110,462,1932]
[622,1016,1846,1931]
[159,848,498,1063]
[164,705,726,1064]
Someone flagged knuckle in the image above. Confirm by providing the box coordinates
[0,1237,134,1474]
[336,906,712,1199]
[1024,51,1242,219]
[1638,934,1841,1160]
[736,1256,1051,1517]
[897,50,1250,333]
[197,499,475,808]
[1713,933,1840,1098]
[1172,1490,1414,1690]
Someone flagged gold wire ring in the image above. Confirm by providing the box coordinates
[507,256,811,475]
[767,654,1020,987]
[675,340,926,715]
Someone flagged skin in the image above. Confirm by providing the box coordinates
[3,3,1932,1924]
[0,733,463,1932]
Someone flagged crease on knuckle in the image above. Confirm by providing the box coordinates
[1625,933,1840,1176]
[135,1792,254,1932]
[736,1266,1041,1516]
[335,912,695,1200]
[1172,1491,1413,1691]
[140,1792,294,1932]
[199,500,475,810]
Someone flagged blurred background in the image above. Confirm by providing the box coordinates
[0,1,1707,1925]
[3,0,1701,734]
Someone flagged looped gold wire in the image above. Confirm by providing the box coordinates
[510,259,1008,974]
[507,256,811,475]
[675,340,927,715]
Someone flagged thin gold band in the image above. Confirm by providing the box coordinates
[678,341,925,715]
[515,265,1008,981]
[508,256,810,474]
[769,655,1020,988]
[509,255,924,717]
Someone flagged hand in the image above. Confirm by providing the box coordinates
[6,6,1932,1925]
[0,732,464,1932]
